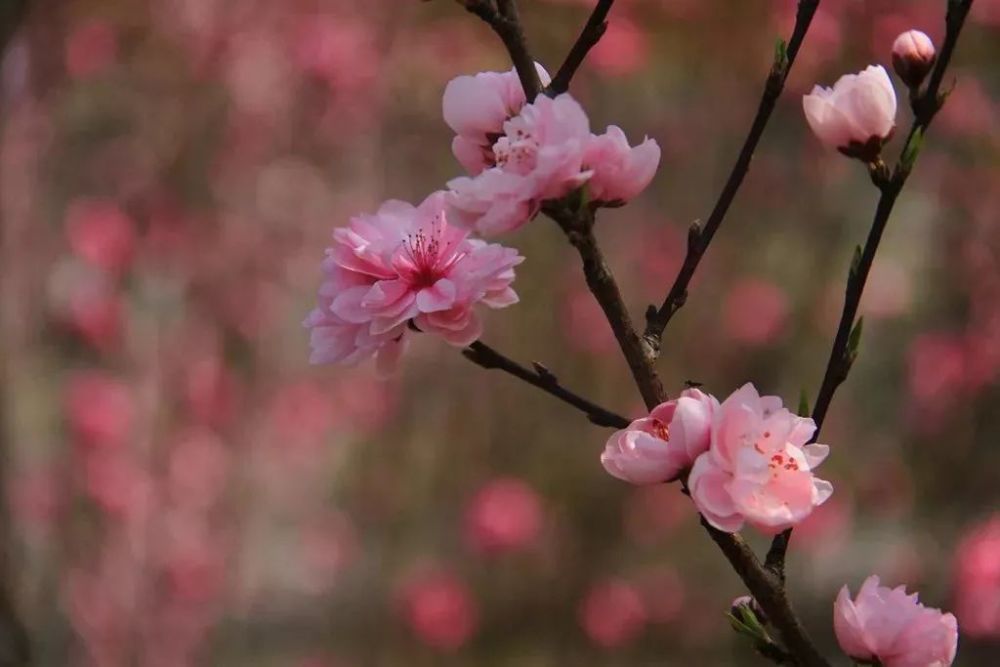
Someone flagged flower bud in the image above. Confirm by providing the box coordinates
[891,30,936,88]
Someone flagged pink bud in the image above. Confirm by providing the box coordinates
[892,30,936,88]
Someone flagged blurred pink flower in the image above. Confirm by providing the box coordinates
[623,484,690,545]
[65,19,118,79]
[294,14,380,92]
[892,30,936,88]
[447,93,592,235]
[463,477,543,555]
[722,278,789,346]
[953,516,1000,638]
[65,198,136,275]
[790,493,852,556]
[166,430,230,511]
[583,126,660,204]
[588,15,649,77]
[601,387,717,484]
[443,63,551,175]
[65,371,134,449]
[906,332,967,429]
[802,65,897,160]
[82,451,151,520]
[579,579,647,648]
[183,357,238,428]
[398,569,478,652]
[689,383,832,534]
[305,192,523,373]
[834,575,958,667]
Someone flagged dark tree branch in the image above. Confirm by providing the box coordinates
[457,0,543,100]
[765,0,975,578]
[463,341,630,429]
[547,0,614,95]
[643,0,821,350]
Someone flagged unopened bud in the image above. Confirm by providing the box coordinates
[891,30,936,88]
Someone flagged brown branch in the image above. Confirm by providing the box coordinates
[463,340,630,429]
[457,0,542,101]
[543,200,665,410]
[643,0,820,351]
[765,0,975,578]
[547,0,615,95]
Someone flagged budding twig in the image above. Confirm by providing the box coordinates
[463,341,630,429]
[765,0,975,579]
[643,0,821,351]
[547,0,615,95]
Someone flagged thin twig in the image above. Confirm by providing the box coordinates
[463,341,630,429]
[544,201,665,410]
[547,0,615,95]
[457,0,542,100]
[643,0,820,351]
[765,0,975,578]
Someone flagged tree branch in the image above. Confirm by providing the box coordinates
[463,340,630,429]
[457,0,542,100]
[547,0,615,95]
[643,0,821,350]
[543,200,666,410]
[765,0,975,578]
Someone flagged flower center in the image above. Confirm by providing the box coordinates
[652,418,670,441]
[401,215,465,288]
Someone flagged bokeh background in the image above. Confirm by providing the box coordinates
[1,0,998,664]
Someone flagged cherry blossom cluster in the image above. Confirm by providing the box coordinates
[306,64,660,371]
[602,383,832,535]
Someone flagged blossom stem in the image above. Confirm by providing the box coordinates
[458,0,543,101]
[547,0,615,95]
[462,341,630,429]
[765,0,975,579]
[643,0,821,351]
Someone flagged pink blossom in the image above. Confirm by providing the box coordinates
[65,20,118,79]
[398,569,478,652]
[464,477,543,554]
[579,579,647,648]
[588,15,650,77]
[802,65,897,160]
[442,63,551,174]
[688,383,832,534]
[65,371,134,449]
[582,126,660,204]
[601,388,717,484]
[65,198,136,275]
[892,30,936,88]
[305,192,523,373]
[953,516,1000,637]
[446,93,593,235]
[722,278,789,345]
[834,576,958,667]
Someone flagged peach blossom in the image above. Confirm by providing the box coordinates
[398,569,478,651]
[583,126,660,204]
[65,198,136,275]
[802,65,897,160]
[443,63,551,174]
[834,576,958,666]
[446,93,593,235]
[601,388,717,484]
[688,383,832,534]
[305,192,523,372]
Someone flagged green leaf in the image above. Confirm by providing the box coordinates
[849,245,863,282]
[847,317,864,363]
[773,38,788,70]
[797,389,810,417]
[900,127,925,173]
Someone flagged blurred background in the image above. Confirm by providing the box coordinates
[0,0,998,664]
